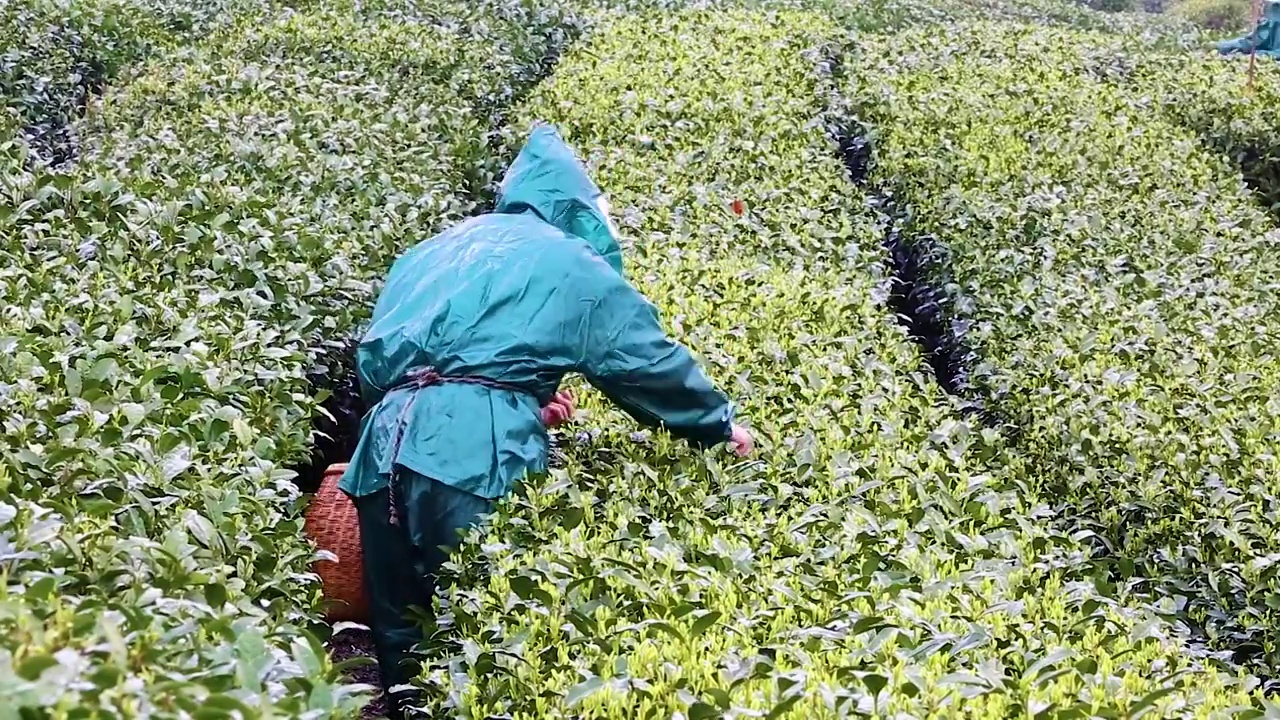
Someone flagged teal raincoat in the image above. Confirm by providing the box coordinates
[340,125,735,501]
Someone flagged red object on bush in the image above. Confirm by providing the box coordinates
[304,463,370,623]
[731,198,745,216]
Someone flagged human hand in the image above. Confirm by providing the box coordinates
[729,424,754,457]
[540,391,576,428]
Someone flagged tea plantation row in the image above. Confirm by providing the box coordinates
[1,0,288,165]
[846,21,1280,678]
[0,0,582,713]
[415,9,1271,719]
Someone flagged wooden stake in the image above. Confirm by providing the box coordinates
[1247,0,1264,92]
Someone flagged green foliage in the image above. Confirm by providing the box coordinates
[0,0,576,713]
[809,0,1196,35]
[2,0,156,159]
[414,10,1262,718]
[1088,0,1137,13]
[847,20,1280,678]
[5,0,1280,713]
[1170,0,1254,31]
[1127,51,1280,216]
[0,0,281,163]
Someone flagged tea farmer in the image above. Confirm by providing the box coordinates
[340,124,754,716]
[1217,0,1280,58]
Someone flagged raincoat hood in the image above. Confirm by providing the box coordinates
[494,124,625,275]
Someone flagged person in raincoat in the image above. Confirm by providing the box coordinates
[340,124,754,715]
[1217,0,1280,58]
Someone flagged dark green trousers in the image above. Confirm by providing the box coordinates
[353,469,494,718]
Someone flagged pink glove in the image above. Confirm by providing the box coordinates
[729,424,754,457]
[540,391,575,428]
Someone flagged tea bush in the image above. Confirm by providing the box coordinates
[847,20,1280,678]
[0,0,283,164]
[0,0,579,713]
[813,0,1198,35]
[1128,52,1280,216]
[1169,0,1254,31]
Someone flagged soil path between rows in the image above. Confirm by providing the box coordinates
[328,628,388,719]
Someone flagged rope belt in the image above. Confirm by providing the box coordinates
[384,366,530,526]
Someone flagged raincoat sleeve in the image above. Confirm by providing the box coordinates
[578,267,735,449]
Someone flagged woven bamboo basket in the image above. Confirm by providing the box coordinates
[304,463,370,623]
